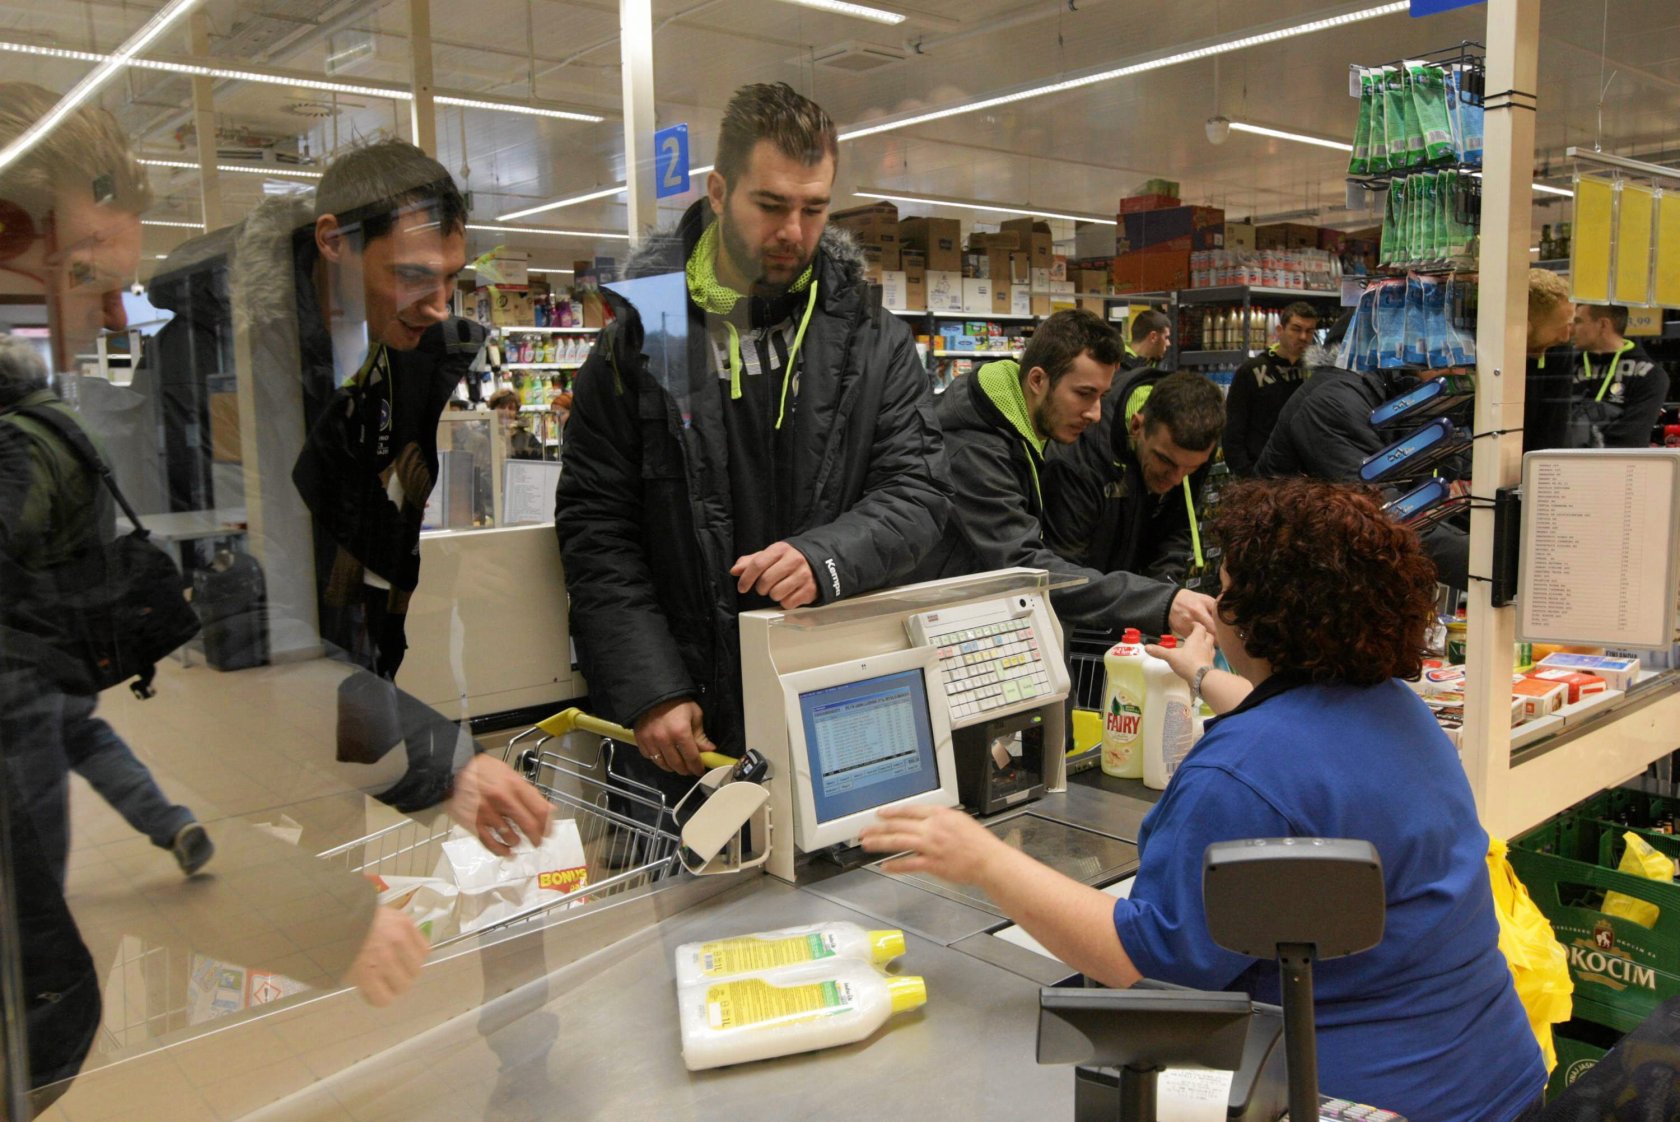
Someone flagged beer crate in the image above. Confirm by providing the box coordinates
[1510,809,1680,1031]
[1546,1018,1624,1102]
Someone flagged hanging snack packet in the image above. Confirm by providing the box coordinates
[1375,279,1411,369]
[1450,64,1484,166]
[1445,278,1477,366]
[1423,272,1453,367]
[1422,172,1445,260]
[1408,61,1456,164]
[1350,68,1375,176]
[1384,66,1421,169]
[1349,285,1381,373]
[1368,73,1391,173]
[1403,274,1431,367]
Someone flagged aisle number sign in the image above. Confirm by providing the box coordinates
[655,124,690,200]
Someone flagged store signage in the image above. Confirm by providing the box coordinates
[655,124,690,200]
[1410,0,1483,14]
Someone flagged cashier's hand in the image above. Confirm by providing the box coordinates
[731,542,818,609]
[1146,623,1216,688]
[1167,590,1219,638]
[858,805,1007,888]
[345,906,430,1007]
[635,698,712,777]
[446,753,552,856]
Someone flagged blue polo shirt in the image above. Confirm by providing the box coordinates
[1111,676,1545,1122]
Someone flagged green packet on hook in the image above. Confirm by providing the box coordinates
[1407,60,1455,164]
[1384,65,1422,169]
[1349,67,1375,176]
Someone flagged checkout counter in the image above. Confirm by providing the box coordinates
[49,570,1276,1122]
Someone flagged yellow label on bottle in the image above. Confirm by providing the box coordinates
[706,978,852,1031]
[698,933,835,977]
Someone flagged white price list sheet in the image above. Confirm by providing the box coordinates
[1519,450,1680,650]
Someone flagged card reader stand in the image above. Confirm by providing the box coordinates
[953,708,1048,815]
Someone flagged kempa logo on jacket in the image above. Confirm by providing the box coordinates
[824,558,841,598]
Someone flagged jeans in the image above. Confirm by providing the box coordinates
[62,692,193,850]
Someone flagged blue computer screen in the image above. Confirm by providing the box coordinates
[798,668,939,823]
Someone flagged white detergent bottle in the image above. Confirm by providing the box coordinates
[1101,629,1147,778]
[674,921,907,987]
[678,957,927,1071]
[1142,636,1195,791]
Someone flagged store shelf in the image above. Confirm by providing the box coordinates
[1177,285,1343,304]
[921,311,1038,322]
[931,349,1023,358]
[504,362,584,370]
[494,325,598,334]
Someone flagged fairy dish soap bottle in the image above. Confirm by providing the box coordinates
[1141,636,1195,791]
[1102,629,1147,778]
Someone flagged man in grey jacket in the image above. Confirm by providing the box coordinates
[910,309,1218,639]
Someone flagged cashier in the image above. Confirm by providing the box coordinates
[861,478,1546,1122]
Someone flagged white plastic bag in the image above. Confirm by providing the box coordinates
[433,819,591,934]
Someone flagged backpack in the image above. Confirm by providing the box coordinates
[5,404,201,699]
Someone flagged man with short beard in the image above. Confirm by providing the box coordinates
[556,83,950,801]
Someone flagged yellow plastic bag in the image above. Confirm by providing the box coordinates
[1602,830,1671,928]
[1488,837,1573,1072]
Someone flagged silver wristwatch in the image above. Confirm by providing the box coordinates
[1191,664,1215,698]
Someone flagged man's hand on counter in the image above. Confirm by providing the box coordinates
[634,698,712,776]
[731,541,818,609]
[1168,589,1220,638]
[447,753,553,855]
[345,906,430,1007]
[857,805,1006,886]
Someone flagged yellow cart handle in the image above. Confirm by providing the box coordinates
[535,706,738,771]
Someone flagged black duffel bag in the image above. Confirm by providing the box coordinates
[9,404,201,699]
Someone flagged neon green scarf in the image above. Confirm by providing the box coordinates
[685,222,816,428]
[976,360,1047,505]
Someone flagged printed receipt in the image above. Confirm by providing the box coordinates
[1157,1069,1235,1122]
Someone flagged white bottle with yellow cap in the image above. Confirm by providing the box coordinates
[674,921,907,987]
[679,957,927,1071]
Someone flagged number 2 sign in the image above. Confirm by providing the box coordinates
[654,124,690,200]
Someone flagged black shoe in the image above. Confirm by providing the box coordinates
[171,822,214,876]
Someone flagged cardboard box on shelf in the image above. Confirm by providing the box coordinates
[830,201,900,244]
[1224,222,1257,250]
[1120,194,1180,214]
[926,269,963,313]
[1131,177,1180,199]
[580,289,606,328]
[966,232,1019,251]
[991,281,1013,315]
[1075,221,1116,259]
[1011,285,1031,316]
[477,284,535,327]
[473,247,530,286]
[1030,267,1051,294]
[1031,294,1052,317]
[962,278,994,315]
[1073,269,1109,296]
[1110,249,1192,294]
[880,270,907,310]
[903,263,927,310]
[1050,254,1068,281]
[899,217,962,273]
[860,244,884,283]
[1010,252,1031,284]
[1254,222,1322,250]
[1000,218,1053,270]
[1048,280,1076,295]
[1122,206,1226,252]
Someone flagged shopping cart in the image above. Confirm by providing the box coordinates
[315,706,767,948]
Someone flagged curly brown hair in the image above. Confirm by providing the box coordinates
[1211,478,1439,686]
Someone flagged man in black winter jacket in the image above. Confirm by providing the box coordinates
[1567,304,1669,449]
[1221,301,1319,475]
[1255,366,1470,587]
[910,310,1220,640]
[1043,369,1223,589]
[556,84,950,784]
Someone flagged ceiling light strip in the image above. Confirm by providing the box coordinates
[778,0,906,25]
[141,157,323,179]
[467,224,631,240]
[854,189,1115,225]
[0,42,603,122]
[1229,121,1353,152]
[500,185,627,221]
[0,0,205,174]
[143,219,206,229]
[836,1,1409,142]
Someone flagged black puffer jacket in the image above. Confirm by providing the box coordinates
[555,199,950,753]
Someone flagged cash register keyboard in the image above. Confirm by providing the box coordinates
[906,597,1066,725]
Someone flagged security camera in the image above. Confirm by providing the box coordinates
[1206,116,1231,145]
[130,281,146,297]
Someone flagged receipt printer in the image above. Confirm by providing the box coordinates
[953,708,1046,815]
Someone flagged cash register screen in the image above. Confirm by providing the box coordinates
[797,668,940,823]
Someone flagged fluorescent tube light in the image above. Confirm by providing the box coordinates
[837,1,1409,142]
[467,224,631,240]
[778,0,906,25]
[0,41,603,122]
[142,219,205,229]
[0,0,205,174]
[1531,182,1573,198]
[500,185,626,221]
[1229,121,1353,152]
[854,189,1115,225]
[140,158,323,179]
[528,267,575,275]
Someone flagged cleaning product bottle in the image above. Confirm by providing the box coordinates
[1142,636,1195,791]
[1101,629,1147,778]
[679,957,927,1071]
[673,922,907,987]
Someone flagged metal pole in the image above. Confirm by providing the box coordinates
[188,10,223,231]
[408,0,438,156]
[1277,945,1319,1122]
[1462,0,1540,838]
[1565,145,1680,182]
[619,0,658,249]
